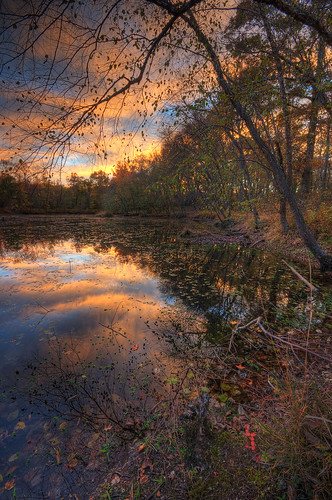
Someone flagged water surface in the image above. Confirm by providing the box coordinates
[0,215,315,498]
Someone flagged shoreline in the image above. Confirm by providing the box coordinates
[1,211,331,272]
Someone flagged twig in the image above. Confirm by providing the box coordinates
[282,260,319,292]
[256,320,331,361]
[98,322,127,338]
[34,300,50,313]
[228,317,261,351]
[146,480,164,500]
[305,415,332,425]
[250,238,265,248]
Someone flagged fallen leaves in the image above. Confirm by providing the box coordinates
[137,443,146,453]
[110,474,121,486]
[54,447,61,465]
[4,479,15,490]
[14,420,26,431]
[67,453,78,468]
[139,474,149,485]
[8,453,19,463]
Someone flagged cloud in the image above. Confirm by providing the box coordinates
[0,0,231,176]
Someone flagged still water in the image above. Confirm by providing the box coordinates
[0,215,314,498]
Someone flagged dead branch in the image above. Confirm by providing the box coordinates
[282,260,319,292]
[256,319,331,361]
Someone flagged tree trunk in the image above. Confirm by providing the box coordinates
[301,38,325,193]
[184,12,332,271]
[279,196,289,235]
[322,120,330,190]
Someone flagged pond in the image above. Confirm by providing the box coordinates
[0,215,320,498]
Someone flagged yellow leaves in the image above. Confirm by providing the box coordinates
[59,422,67,431]
[14,420,25,431]
[8,453,19,463]
[220,382,231,392]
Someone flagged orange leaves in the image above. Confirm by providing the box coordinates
[5,479,15,491]
[67,453,78,468]
[137,443,146,453]
[139,474,149,485]
[131,344,138,351]
[54,447,61,465]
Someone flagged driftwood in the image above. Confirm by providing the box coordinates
[282,260,319,292]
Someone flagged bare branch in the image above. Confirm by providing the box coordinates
[254,0,332,46]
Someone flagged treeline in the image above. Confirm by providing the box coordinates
[0,169,110,213]
[1,108,330,221]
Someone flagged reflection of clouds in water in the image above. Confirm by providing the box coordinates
[0,239,170,379]
[0,266,13,278]
[59,252,94,263]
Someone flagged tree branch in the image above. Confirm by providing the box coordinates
[254,0,332,46]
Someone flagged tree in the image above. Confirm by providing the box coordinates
[253,0,332,46]
[0,0,331,269]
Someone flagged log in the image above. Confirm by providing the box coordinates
[282,260,319,292]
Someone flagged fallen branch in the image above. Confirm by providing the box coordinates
[256,319,331,361]
[232,317,331,362]
[228,317,260,351]
[250,238,265,248]
[282,260,319,292]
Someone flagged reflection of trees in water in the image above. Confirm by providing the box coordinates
[0,216,305,331]
[4,337,160,499]
[24,337,163,434]
[3,334,167,495]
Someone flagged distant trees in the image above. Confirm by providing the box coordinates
[0,169,110,213]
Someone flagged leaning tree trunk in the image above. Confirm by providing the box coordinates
[185,12,332,271]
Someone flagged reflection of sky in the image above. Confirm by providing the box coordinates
[0,231,187,499]
[0,266,13,277]
[0,241,172,377]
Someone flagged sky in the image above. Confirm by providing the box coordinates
[0,0,233,179]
